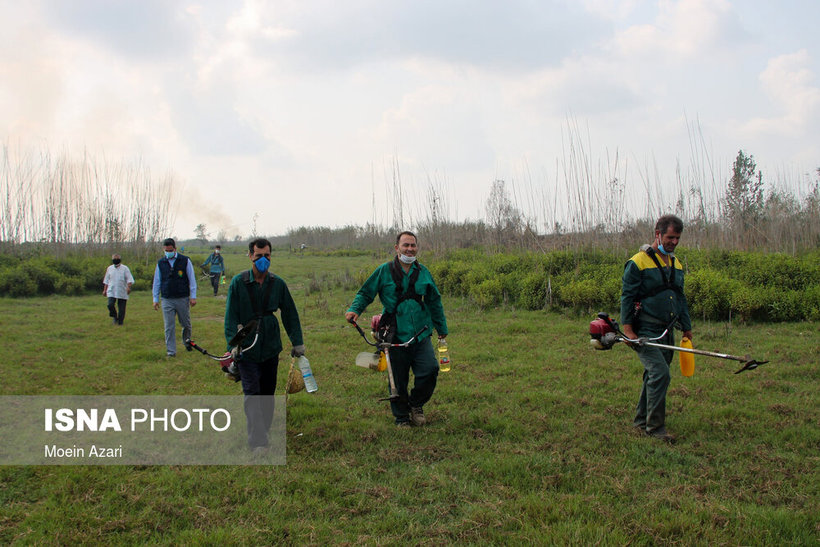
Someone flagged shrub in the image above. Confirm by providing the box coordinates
[729,285,771,322]
[0,267,37,297]
[766,290,806,322]
[56,276,85,295]
[686,269,742,320]
[27,262,58,294]
[556,279,600,311]
[518,272,548,310]
[470,278,504,308]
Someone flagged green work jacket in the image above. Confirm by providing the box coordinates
[224,270,303,362]
[348,260,448,344]
[620,245,692,332]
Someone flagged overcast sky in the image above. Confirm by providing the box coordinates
[2,0,818,239]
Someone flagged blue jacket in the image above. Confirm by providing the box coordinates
[157,254,191,299]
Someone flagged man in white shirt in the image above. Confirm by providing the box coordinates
[103,253,135,325]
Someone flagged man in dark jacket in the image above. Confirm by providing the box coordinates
[620,215,693,443]
[224,238,305,452]
[152,238,197,357]
[201,245,225,296]
[345,231,448,427]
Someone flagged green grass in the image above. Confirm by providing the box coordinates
[1,252,818,544]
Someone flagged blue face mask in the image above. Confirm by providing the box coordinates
[164,251,175,259]
[254,256,270,273]
[657,243,669,255]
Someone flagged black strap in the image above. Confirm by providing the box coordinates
[641,247,681,298]
[388,257,423,311]
[241,270,275,319]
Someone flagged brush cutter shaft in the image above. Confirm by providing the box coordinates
[630,338,746,363]
[382,349,399,401]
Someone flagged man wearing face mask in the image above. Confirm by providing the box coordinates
[152,238,197,357]
[345,231,448,427]
[621,214,693,443]
[224,238,305,452]
[103,253,135,325]
[201,245,225,296]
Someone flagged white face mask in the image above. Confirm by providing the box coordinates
[398,254,416,265]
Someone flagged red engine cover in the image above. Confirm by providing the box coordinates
[589,317,614,339]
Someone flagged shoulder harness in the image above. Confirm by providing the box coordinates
[388,257,424,311]
[640,246,682,299]
[240,270,275,319]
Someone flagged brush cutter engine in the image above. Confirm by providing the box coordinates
[589,317,619,350]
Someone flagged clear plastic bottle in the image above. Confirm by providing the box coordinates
[297,355,318,392]
[437,338,451,372]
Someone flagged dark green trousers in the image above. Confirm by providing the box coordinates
[387,337,439,424]
[633,327,675,434]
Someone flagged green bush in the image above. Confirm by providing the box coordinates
[518,272,548,310]
[55,276,85,295]
[428,249,820,322]
[470,278,504,308]
[686,268,742,320]
[803,285,820,321]
[556,279,600,311]
[0,267,37,297]
[766,290,806,322]
[27,262,59,294]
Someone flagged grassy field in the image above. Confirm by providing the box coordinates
[1,251,818,544]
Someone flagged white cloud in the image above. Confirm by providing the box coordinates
[616,0,747,59]
[1,0,819,238]
[741,50,820,136]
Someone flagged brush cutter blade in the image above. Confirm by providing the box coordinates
[355,351,380,370]
[229,320,258,346]
[734,359,769,374]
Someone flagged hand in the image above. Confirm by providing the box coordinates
[230,346,240,360]
[683,330,693,343]
[622,324,637,347]
[190,298,197,307]
[126,285,132,294]
[291,345,306,358]
[345,311,358,324]
[153,302,159,311]
[102,289,107,296]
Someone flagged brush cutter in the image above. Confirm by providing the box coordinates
[349,315,429,402]
[589,312,768,374]
[185,320,261,381]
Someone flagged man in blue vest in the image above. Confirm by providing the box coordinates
[152,238,197,357]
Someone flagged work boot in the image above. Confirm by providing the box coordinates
[396,421,411,428]
[410,407,425,426]
[647,429,676,444]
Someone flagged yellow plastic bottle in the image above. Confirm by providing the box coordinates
[437,338,451,372]
[679,337,695,377]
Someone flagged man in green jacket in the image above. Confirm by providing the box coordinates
[620,214,693,443]
[225,238,305,451]
[345,231,448,427]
